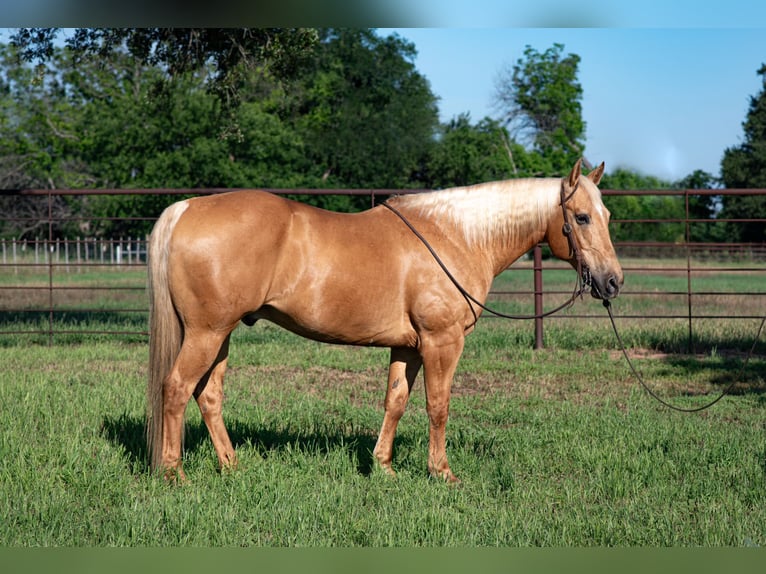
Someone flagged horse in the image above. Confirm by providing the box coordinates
[146,159,623,483]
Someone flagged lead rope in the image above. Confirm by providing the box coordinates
[382,190,765,413]
[381,200,589,324]
[604,299,766,412]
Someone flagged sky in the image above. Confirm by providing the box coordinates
[378,27,766,182]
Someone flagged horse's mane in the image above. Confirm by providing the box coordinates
[388,178,563,248]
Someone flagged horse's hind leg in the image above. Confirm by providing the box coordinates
[161,328,232,481]
[193,334,238,472]
[373,347,422,475]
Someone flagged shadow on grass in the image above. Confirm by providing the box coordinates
[101,413,383,477]
[0,309,147,326]
[632,328,766,357]
[608,325,766,398]
[659,353,766,396]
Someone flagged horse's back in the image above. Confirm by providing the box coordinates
[173,189,375,243]
[162,190,421,345]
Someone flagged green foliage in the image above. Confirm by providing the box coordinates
[673,170,728,242]
[2,31,762,247]
[720,64,766,242]
[294,29,439,210]
[425,114,514,188]
[494,43,585,174]
[599,168,683,243]
[425,113,567,190]
[0,45,89,190]
[10,28,319,105]
[3,29,441,224]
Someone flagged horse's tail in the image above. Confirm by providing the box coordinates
[146,200,188,473]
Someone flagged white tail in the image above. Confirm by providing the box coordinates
[146,200,188,472]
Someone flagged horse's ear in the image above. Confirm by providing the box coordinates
[587,162,605,186]
[567,158,582,188]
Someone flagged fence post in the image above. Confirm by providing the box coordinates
[534,244,544,350]
[684,189,694,353]
[47,191,54,346]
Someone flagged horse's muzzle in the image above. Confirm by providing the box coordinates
[589,272,622,300]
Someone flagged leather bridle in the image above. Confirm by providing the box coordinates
[559,178,593,296]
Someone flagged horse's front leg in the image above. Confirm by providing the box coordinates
[420,330,465,483]
[373,347,422,475]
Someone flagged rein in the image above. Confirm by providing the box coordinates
[381,179,589,323]
[384,180,765,413]
[604,299,766,413]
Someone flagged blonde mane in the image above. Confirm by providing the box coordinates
[389,178,563,248]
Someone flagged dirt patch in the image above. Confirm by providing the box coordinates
[609,348,672,361]
[224,347,765,414]
[609,347,766,361]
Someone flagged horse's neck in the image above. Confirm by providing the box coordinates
[486,222,548,277]
[392,179,558,277]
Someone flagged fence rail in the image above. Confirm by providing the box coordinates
[1,187,765,348]
[1,237,146,268]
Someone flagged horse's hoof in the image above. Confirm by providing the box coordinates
[161,466,187,484]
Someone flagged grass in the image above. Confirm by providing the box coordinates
[1,256,765,546]
[0,316,765,546]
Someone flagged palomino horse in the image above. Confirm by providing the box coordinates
[147,159,623,482]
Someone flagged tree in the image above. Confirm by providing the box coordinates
[0,44,90,239]
[493,43,586,174]
[720,64,766,243]
[2,29,441,233]
[599,168,682,243]
[294,29,439,210]
[0,44,92,190]
[424,113,554,189]
[674,170,726,242]
[66,50,320,236]
[10,28,318,105]
[0,40,320,237]
[425,114,511,189]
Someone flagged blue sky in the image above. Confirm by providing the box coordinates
[383,0,766,28]
[379,27,766,182]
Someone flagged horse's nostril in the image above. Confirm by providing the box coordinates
[607,275,619,295]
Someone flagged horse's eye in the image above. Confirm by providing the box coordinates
[575,213,591,225]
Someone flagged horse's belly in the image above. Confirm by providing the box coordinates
[245,303,416,348]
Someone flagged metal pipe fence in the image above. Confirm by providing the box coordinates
[1,187,764,348]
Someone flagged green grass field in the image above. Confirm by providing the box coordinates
[0,258,765,546]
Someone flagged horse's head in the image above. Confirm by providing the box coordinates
[546,159,624,300]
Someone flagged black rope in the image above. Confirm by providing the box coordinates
[381,201,589,322]
[382,193,765,413]
[604,299,766,412]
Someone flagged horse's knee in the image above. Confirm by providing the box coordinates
[385,393,408,418]
[426,399,450,428]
